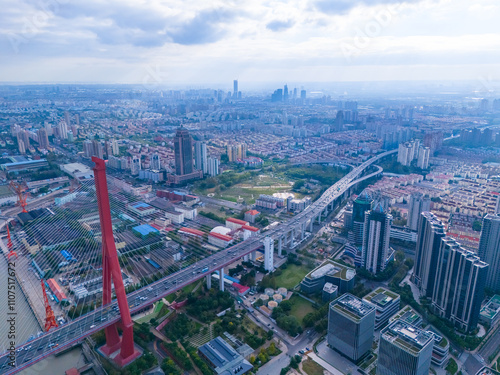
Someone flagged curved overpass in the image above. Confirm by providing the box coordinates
[0,149,395,374]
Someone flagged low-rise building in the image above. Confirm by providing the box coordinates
[165,209,184,224]
[480,295,500,326]
[128,201,157,217]
[363,288,400,330]
[301,260,356,294]
[198,337,253,375]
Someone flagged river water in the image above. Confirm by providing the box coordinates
[0,241,89,375]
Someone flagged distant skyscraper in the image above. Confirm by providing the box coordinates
[131,156,141,176]
[151,153,161,171]
[37,128,49,149]
[57,121,68,140]
[284,84,289,102]
[83,139,93,157]
[300,89,306,100]
[335,110,344,132]
[111,139,119,156]
[18,139,25,154]
[194,141,208,174]
[43,122,52,137]
[377,320,434,375]
[412,212,445,298]
[327,294,375,362]
[207,157,220,177]
[174,127,194,176]
[64,111,70,126]
[17,130,30,151]
[408,194,431,231]
[417,146,430,169]
[233,80,238,97]
[478,214,500,292]
[352,191,373,247]
[432,237,488,332]
[362,204,392,274]
[92,140,103,159]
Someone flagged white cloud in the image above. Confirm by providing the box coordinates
[0,0,499,83]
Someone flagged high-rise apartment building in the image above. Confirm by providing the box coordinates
[174,127,194,176]
[327,294,375,361]
[37,128,49,149]
[335,110,344,132]
[233,80,238,97]
[131,156,141,176]
[150,153,161,171]
[92,140,103,159]
[417,146,430,169]
[18,139,25,154]
[432,237,488,332]
[408,194,431,231]
[352,191,373,247]
[377,320,434,375]
[111,139,119,156]
[57,121,68,140]
[478,214,500,292]
[362,204,392,273]
[83,139,93,157]
[412,212,445,298]
[194,141,208,174]
[207,157,220,177]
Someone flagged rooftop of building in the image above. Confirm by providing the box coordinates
[226,217,249,225]
[390,305,422,326]
[179,227,205,236]
[245,209,260,215]
[363,287,400,308]
[382,320,434,355]
[198,336,253,375]
[306,259,356,281]
[132,224,160,237]
[480,295,500,319]
[331,293,375,321]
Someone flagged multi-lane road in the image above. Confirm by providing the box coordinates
[0,149,396,374]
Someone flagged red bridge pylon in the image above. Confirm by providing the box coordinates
[92,157,140,366]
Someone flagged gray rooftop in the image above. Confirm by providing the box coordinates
[332,293,375,320]
[382,320,434,354]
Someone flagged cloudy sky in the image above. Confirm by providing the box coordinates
[1,0,499,85]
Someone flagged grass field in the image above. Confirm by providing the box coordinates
[289,295,316,325]
[302,359,324,375]
[134,301,170,324]
[195,173,294,204]
[273,264,313,289]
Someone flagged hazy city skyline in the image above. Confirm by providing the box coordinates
[1,0,500,84]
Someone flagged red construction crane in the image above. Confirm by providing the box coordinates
[6,225,17,260]
[9,181,29,213]
[41,280,58,332]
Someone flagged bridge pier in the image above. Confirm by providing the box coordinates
[250,251,256,261]
[310,220,313,232]
[206,274,211,289]
[278,237,282,256]
[243,254,249,262]
[219,268,225,292]
[301,224,305,240]
[264,236,274,271]
[317,214,321,224]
